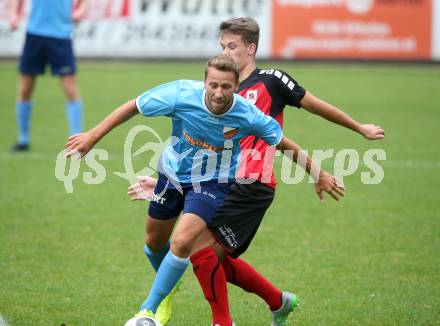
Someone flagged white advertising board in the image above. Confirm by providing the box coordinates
[0,0,272,58]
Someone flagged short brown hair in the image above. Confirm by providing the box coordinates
[204,54,239,82]
[219,17,260,49]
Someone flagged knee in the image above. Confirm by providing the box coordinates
[62,79,80,101]
[18,85,32,101]
[64,88,79,101]
[171,233,193,258]
[145,233,166,252]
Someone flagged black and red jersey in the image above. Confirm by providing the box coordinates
[236,68,306,189]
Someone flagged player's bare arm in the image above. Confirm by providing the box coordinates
[9,0,24,30]
[72,0,88,22]
[300,91,385,140]
[277,136,345,202]
[65,99,138,157]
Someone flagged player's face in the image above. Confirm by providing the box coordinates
[204,67,238,115]
[220,32,254,73]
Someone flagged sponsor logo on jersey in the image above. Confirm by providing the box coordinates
[246,90,258,105]
[183,130,224,152]
[223,126,239,139]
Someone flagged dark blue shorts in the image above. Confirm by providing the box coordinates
[19,33,76,76]
[148,173,232,224]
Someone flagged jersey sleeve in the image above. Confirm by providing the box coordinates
[135,80,180,117]
[249,105,283,145]
[268,69,306,108]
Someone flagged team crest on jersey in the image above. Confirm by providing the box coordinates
[223,126,239,139]
[246,90,258,105]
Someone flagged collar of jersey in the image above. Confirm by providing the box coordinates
[238,68,259,91]
[202,90,237,117]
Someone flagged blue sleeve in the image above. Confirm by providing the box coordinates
[250,106,283,145]
[135,80,180,117]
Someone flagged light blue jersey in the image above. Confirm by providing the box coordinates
[136,80,283,185]
[27,0,74,39]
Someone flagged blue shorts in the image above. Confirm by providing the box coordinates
[19,33,76,76]
[148,173,232,224]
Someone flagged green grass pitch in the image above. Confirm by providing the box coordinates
[0,60,439,325]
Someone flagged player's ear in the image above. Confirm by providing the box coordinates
[248,43,257,56]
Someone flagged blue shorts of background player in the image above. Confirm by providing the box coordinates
[19,33,76,76]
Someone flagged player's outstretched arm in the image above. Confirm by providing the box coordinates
[128,176,158,201]
[300,91,385,140]
[65,99,139,158]
[277,136,345,202]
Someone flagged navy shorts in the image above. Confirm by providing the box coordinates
[209,181,275,258]
[148,173,232,224]
[19,33,76,76]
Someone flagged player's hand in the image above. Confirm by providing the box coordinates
[127,176,158,201]
[9,13,19,30]
[65,132,97,158]
[360,124,385,140]
[314,170,345,202]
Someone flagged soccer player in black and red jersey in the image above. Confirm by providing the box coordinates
[129,17,384,326]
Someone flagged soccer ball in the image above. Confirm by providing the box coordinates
[124,316,162,326]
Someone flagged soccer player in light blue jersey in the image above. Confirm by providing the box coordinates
[9,0,87,152]
[65,54,311,323]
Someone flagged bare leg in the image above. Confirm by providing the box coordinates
[190,227,219,256]
[145,215,177,252]
[59,74,80,101]
[171,213,208,258]
[143,215,177,272]
[18,74,37,101]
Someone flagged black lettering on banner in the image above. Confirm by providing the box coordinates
[121,22,217,44]
[139,0,264,16]
[140,0,174,13]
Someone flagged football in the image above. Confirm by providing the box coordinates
[124,316,162,326]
